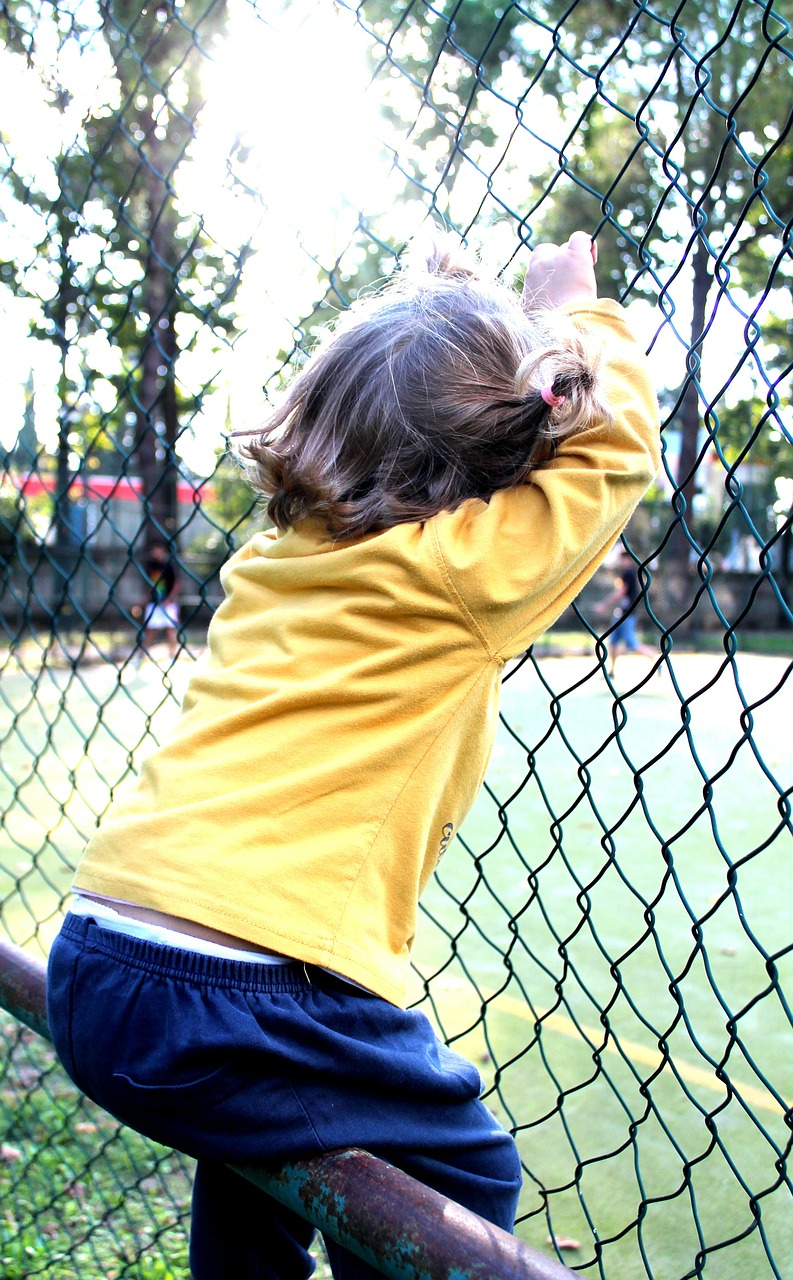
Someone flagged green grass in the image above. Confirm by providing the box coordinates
[0,1022,330,1280]
[0,1013,191,1279]
[537,625,793,659]
[1,640,791,1279]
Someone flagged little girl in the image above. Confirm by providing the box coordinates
[47,230,660,1279]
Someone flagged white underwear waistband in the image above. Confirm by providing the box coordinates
[69,895,291,965]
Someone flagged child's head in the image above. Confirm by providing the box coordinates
[233,238,610,539]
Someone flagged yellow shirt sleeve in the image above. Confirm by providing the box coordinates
[431,298,661,659]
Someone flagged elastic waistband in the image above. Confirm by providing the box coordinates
[60,911,318,993]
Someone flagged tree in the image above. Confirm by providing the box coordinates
[83,0,244,553]
[351,3,790,560]
[354,0,524,227]
[520,0,791,575]
[533,100,664,301]
[0,0,248,568]
[0,375,50,553]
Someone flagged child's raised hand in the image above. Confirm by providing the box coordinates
[521,231,598,311]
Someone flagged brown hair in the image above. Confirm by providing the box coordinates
[231,239,611,539]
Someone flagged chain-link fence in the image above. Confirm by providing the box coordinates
[1,1,791,1277]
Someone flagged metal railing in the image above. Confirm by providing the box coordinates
[0,936,574,1280]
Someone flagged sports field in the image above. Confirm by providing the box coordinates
[412,648,792,1279]
[1,639,791,1279]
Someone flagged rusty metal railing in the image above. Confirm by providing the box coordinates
[0,937,575,1280]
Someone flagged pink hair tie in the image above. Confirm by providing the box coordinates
[541,385,566,408]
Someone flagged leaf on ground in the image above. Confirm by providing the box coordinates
[547,1234,581,1251]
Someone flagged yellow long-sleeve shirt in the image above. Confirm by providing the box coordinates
[73,299,661,1006]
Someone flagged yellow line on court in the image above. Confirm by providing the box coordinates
[494,994,786,1117]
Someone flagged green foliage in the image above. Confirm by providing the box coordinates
[526,0,792,289]
[0,489,49,549]
[0,1016,192,1279]
[358,0,523,97]
[355,0,524,218]
[507,0,792,565]
[535,102,663,299]
[0,0,249,544]
[712,397,792,473]
[189,449,263,555]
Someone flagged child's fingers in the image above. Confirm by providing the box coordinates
[566,230,596,261]
[528,242,560,267]
[522,231,598,309]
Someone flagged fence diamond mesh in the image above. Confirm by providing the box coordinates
[0,1,791,1277]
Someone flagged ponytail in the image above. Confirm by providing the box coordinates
[512,322,612,463]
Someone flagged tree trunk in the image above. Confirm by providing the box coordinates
[671,234,711,567]
[49,218,82,624]
[778,502,793,627]
[135,182,179,556]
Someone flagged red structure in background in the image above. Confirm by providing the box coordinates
[6,470,215,506]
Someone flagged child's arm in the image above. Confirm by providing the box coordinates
[433,234,661,658]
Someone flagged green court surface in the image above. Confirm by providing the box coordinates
[1,643,791,1278]
[412,650,792,1279]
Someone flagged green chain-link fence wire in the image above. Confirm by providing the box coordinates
[1,0,791,1276]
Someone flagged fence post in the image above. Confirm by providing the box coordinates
[0,936,576,1280]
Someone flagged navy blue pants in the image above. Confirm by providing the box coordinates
[47,914,522,1279]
